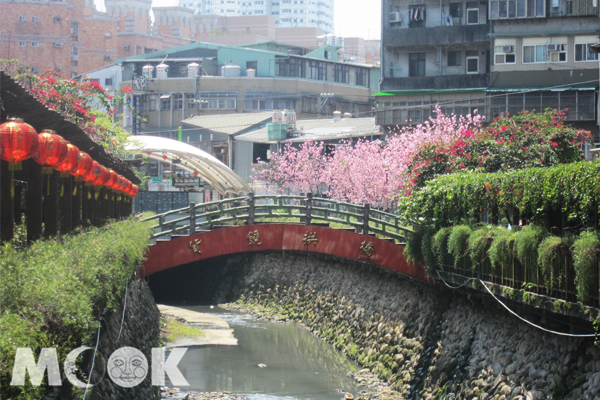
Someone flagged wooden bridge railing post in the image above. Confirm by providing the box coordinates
[248,193,255,225]
[305,193,312,225]
[189,202,196,235]
[363,203,370,235]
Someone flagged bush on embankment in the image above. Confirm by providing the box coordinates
[0,217,153,399]
[399,161,600,232]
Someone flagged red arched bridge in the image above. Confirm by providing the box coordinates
[139,194,599,324]
[140,194,429,284]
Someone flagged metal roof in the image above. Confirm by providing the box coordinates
[126,135,250,196]
[0,71,139,183]
[235,117,381,144]
[181,112,273,136]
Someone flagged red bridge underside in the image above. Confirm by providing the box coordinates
[141,224,430,284]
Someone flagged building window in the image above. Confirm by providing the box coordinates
[448,51,461,66]
[309,60,327,80]
[494,45,516,64]
[19,41,26,47]
[32,16,39,22]
[199,92,237,109]
[408,53,426,77]
[19,16,26,21]
[466,5,479,23]
[466,50,479,73]
[161,95,171,110]
[547,44,567,62]
[356,68,368,86]
[105,78,113,86]
[408,5,426,27]
[246,61,258,71]
[185,93,196,108]
[31,41,39,47]
[491,0,544,18]
[173,94,183,110]
[523,45,548,63]
[333,64,350,83]
[575,43,599,62]
[149,95,157,111]
[275,58,305,77]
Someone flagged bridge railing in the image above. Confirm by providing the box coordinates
[142,194,413,242]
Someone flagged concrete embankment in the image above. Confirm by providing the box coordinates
[225,253,600,399]
[158,304,237,347]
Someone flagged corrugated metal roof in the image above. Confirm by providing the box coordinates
[181,112,273,136]
[0,71,139,183]
[236,117,381,144]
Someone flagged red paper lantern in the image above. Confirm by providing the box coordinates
[84,160,101,183]
[123,179,132,194]
[55,143,80,174]
[105,169,118,189]
[193,170,199,177]
[74,152,93,179]
[130,185,139,196]
[34,130,68,174]
[92,165,110,187]
[0,118,39,170]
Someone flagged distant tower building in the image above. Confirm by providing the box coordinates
[178,0,334,34]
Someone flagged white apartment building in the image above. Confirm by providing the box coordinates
[179,0,334,33]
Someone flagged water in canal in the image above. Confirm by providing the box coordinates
[171,306,364,400]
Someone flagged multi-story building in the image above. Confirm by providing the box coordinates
[116,41,380,181]
[179,0,335,34]
[378,0,599,140]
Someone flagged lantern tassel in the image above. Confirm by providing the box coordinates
[88,189,92,200]
[11,173,15,198]
[72,184,77,196]
[8,162,22,172]
[95,188,100,200]
[46,175,50,196]
[60,182,64,197]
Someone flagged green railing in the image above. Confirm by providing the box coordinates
[142,193,413,243]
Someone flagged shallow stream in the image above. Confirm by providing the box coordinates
[168,305,363,400]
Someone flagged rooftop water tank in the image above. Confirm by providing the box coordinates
[187,62,200,78]
[221,62,241,78]
[246,68,256,78]
[156,63,169,79]
[142,64,154,78]
[333,111,342,122]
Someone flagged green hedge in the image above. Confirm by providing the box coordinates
[0,217,153,399]
[399,161,600,231]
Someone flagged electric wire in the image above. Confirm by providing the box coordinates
[435,270,596,338]
[82,324,102,400]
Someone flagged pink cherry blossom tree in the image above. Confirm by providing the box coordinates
[252,107,484,207]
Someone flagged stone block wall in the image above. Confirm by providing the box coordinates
[230,253,600,399]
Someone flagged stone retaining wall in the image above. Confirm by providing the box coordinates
[88,278,161,400]
[230,253,600,399]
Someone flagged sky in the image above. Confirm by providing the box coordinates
[94,0,381,40]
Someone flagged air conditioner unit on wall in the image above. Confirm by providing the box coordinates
[502,45,514,53]
[389,12,401,22]
[547,44,559,52]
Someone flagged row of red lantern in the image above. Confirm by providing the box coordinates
[0,118,139,197]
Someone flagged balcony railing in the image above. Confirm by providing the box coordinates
[380,73,490,91]
[384,23,490,47]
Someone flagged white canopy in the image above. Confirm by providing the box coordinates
[127,135,251,196]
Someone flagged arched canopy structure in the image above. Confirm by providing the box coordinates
[127,135,251,196]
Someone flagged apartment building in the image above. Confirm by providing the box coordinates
[378,0,599,139]
[178,0,335,34]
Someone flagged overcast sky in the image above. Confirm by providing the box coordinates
[94,0,381,40]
